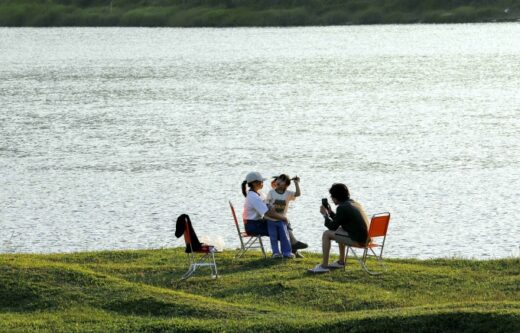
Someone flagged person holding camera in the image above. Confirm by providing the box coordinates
[308,183,370,273]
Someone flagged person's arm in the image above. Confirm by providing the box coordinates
[265,207,288,222]
[320,205,339,230]
[266,190,273,207]
[293,176,301,197]
[250,191,288,222]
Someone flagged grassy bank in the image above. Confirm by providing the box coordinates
[0,0,519,27]
[0,248,519,332]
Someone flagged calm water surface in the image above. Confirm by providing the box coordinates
[1,24,519,258]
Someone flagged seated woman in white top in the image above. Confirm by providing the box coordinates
[241,171,288,238]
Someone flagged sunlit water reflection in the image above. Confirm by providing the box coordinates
[1,25,519,258]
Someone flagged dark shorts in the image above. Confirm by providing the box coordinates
[245,219,269,236]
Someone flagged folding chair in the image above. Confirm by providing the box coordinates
[181,217,219,280]
[229,201,267,259]
[343,212,391,275]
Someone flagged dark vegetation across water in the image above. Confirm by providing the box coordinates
[0,248,519,332]
[0,0,519,27]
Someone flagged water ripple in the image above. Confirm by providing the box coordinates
[1,25,519,258]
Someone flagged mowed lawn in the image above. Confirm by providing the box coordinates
[0,248,519,332]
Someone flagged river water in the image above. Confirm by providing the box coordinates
[1,24,519,258]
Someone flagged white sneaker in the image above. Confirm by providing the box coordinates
[272,253,282,259]
[328,260,345,269]
[308,264,330,273]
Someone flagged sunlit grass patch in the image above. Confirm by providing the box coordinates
[1,249,518,332]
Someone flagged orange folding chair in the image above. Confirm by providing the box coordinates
[229,201,266,259]
[181,217,218,280]
[344,212,391,275]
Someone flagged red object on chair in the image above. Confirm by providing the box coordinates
[181,217,218,280]
[229,201,266,259]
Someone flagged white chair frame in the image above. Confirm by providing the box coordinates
[181,218,219,280]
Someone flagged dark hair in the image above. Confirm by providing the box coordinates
[241,181,248,197]
[274,174,291,186]
[329,183,350,202]
[241,180,259,197]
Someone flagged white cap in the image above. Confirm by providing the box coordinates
[245,171,267,183]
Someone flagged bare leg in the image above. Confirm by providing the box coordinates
[338,243,346,264]
[321,230,336,267]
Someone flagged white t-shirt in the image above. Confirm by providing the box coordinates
[243,190,268,221]
[265,189,296,221]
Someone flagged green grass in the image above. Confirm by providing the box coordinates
[0,0,519,26]
[1,248,519,332]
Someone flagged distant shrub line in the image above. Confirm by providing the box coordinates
[0,0,519,26]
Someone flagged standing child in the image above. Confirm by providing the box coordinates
[265,174,305,258]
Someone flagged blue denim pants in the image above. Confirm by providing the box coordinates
[267,220,292,256]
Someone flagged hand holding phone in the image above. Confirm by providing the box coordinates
[322,198,331,211]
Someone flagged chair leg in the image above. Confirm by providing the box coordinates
[234,236,267,259]
[181,253,195,280]
[181,253,219,280]
[235,237,254,259]
[181,264,195,280]
[368,247,388,273]
[342,241,387,275]
[347,246,383,276]
[211,252,218,278]
[258,237,266,258]
[234,247,246,259]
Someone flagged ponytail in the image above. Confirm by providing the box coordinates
[241,180,248,197]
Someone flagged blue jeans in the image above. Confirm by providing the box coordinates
[245,219,268,236]
[267,220,292,256]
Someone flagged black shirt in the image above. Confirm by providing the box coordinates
[324,199,370,244]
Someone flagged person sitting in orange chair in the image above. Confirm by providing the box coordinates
[308,183,370,273]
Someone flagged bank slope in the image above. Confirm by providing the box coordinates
[0,249,519,332]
